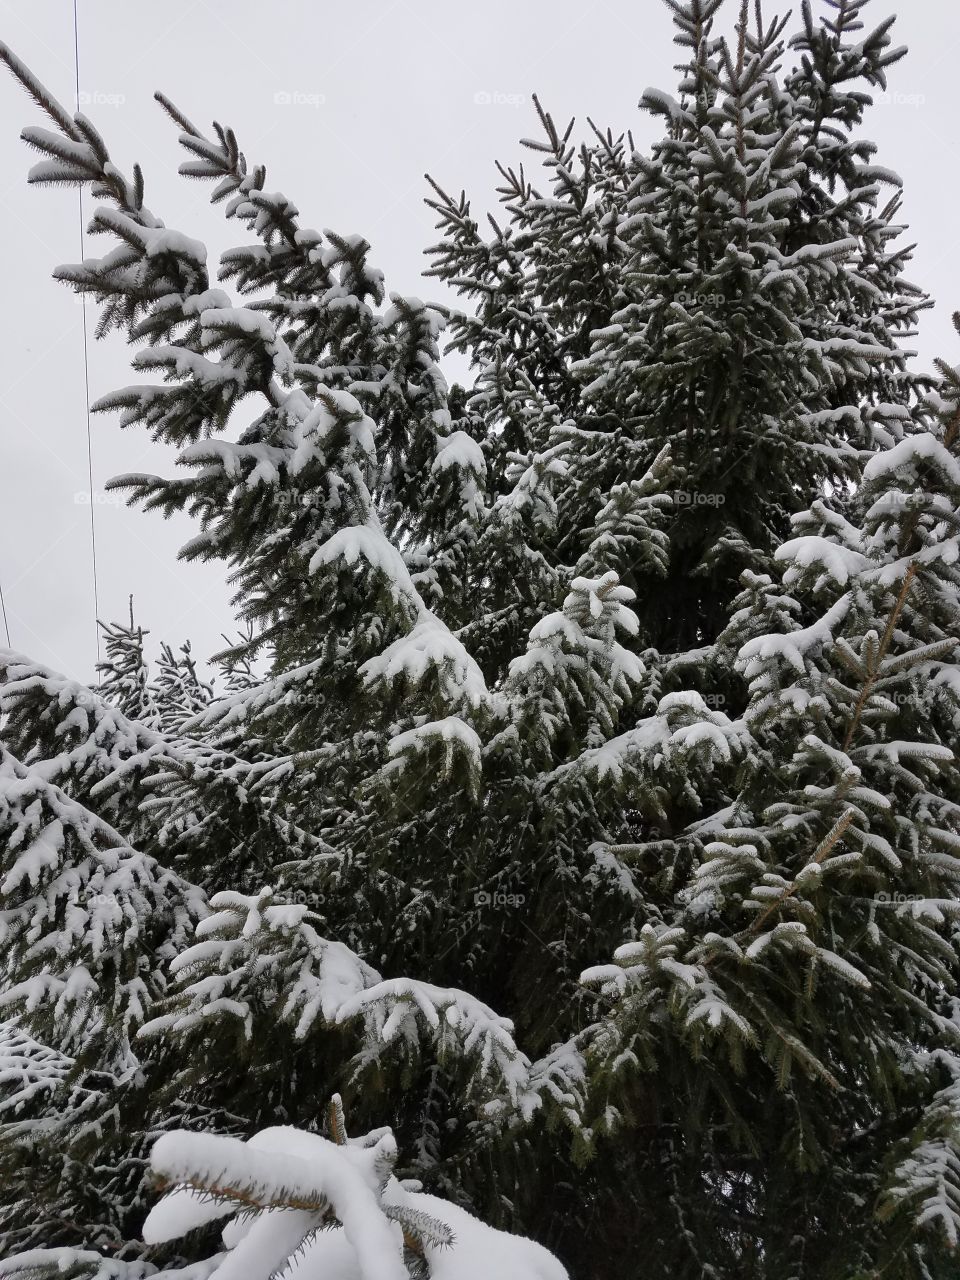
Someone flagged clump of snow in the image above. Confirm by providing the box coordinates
[143,1120,569,1280]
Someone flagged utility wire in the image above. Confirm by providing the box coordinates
[72,0,102,676]
[0,578,10,647]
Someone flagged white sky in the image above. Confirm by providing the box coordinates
[0,0,957,685]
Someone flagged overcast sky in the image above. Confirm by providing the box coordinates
[0,0,957,686]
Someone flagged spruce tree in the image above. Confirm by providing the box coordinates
[0,740,205,1256]
[583,316,960,1277]
[426,0,926,678]
[98,599,162,729]
[152,640,214,735]
[0,3,956,1277]
[1,1097,569,1280]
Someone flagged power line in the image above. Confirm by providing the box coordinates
[0,578,10,647]
[72,0,101,676]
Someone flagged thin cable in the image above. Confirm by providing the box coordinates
[72,0,101,676]
[0,578,10,647]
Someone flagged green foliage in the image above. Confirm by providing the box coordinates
[0,4,957,1277]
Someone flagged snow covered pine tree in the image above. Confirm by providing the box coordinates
[0,33,568,1280]
[98,598,162,730]
[0,0,957,1277]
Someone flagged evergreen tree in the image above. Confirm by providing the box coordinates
[1,1097,569,1280]
[582,316,960,1277]
[215,624,259,696]
[98,598,161,729]
[427,0,926,689]
[152,640,214,735]
[0,741,206,1255]
[0,645,321,896]
[0,4,955,1277]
